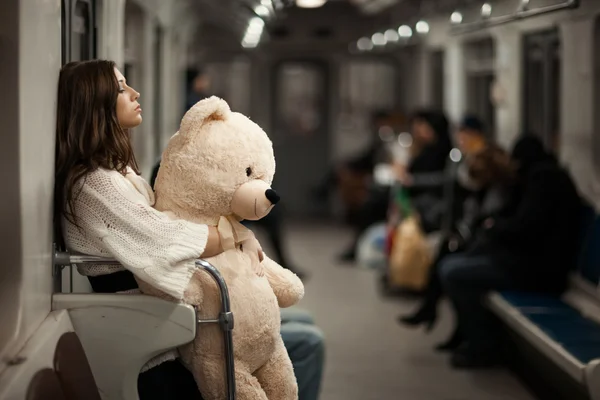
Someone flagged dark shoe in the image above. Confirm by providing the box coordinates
[450,348,501,369]
[397,306,437,332]
[434,328,464,352]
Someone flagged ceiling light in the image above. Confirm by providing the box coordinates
[371,32,386,46]
[481,3,492,18]
[518,0,530,12]
[357,37,373,51]
[384,29,399,42]
[398,25,412,38]
[254,5,270,17]
[450,11,463,24]
[416,20,429,34]
[295,0,327,8]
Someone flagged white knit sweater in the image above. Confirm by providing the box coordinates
[63,167,209,299]
[62,167,209,371]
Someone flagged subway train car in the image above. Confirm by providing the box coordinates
[2,0,600,399]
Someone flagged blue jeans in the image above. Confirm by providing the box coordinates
[281,308,325,400]
[439,253,515,354]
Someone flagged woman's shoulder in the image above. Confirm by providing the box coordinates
[77,167,155,205]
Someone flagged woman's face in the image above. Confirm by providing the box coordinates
[411,119,436,145]
[114,68,142,129]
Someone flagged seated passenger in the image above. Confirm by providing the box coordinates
[439,134,581,369]
[54,59,324,400]
[398,116,492,346]
[394,110,453,231]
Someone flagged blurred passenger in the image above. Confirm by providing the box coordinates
[398,115,490,346]
[394,110,453,234]
[440,134,581,369]
[313,111,392,219]
[185,67,211,112]
[311,111,392,262]
[400,144,518,352]
[339,109,452,263]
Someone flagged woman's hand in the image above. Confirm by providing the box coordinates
[201,226,224,258]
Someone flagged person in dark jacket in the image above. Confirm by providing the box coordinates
[439,134,582,369]
[394,110,454,233]
[397,116,490,338]
[399,143,518,353]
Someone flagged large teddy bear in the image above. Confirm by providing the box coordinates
[147,96,305,399]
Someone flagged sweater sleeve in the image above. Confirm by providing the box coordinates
[68,169,209,300]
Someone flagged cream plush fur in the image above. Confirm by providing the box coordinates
[145,96,305,400]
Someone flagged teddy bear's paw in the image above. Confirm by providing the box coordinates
[253,261,266,277]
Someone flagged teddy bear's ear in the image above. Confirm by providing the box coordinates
[179,96,231,137]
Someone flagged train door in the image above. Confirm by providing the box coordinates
[522,28,561,152]
[464,37,496,137]
[271,60,330,218]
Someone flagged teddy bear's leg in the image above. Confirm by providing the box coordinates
[195,357,269,400]
[254,339,299,400]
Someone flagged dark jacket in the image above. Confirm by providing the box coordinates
[470,137,581,294]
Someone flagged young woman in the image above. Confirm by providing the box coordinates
[53,59,255,399]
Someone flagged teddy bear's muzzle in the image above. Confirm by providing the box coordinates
[265,189,280,205]
[231,180,278,221]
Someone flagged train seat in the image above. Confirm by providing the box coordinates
[487,206,600,400]
[52,293,197,400]
[0,310,100,400]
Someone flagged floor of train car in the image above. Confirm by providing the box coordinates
[255,221,536,400]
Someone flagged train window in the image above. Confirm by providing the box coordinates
[522,29,561,152]
[61,0,95,64]
[464,37,496,137]
[338,60,397,130]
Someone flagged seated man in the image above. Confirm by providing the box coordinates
[439,135,582,369]
[281,308,326,400]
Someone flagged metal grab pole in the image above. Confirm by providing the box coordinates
[195,260,236,400]
[52,251,236,400]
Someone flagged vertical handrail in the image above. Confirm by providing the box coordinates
[195,260,236,400]
[52,250,236,400]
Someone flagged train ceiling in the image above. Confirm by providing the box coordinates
[189,0,490,52]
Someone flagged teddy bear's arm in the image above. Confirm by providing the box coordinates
[261,255,304,308]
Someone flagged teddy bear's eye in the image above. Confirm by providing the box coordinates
[246,167,252,177]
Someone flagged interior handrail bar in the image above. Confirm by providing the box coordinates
[450,0,580,36]
[52,249,237,400]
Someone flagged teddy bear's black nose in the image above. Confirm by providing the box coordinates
[265,189,280,205]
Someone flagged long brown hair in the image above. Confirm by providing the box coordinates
[54,60,139,241]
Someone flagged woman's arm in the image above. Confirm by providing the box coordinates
[66,169,220,300]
